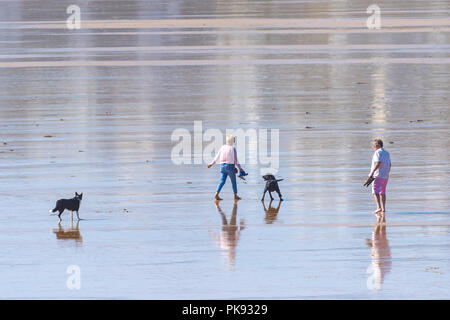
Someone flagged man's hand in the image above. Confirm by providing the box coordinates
[364,176,375,187]
[207,164,212,168]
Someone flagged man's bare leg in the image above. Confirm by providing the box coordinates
[380,194,386,224]
[373,194,382,223]
[373,194,381,212]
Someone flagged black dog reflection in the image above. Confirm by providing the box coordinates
[209,200,245,266]
[262,199,282,224]
[53,220,83,244]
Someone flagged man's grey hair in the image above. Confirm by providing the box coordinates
[374,139,383,148]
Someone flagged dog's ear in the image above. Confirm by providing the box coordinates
[75,192,79,196]
[80,193,83,199]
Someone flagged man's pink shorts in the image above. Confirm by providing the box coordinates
[372,177,388,195]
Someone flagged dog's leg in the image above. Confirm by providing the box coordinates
[58,209,64,221]
[269,191,274,200]
[277,191,283,201]
[76,211,80,220]
[275,186,283,201]
[261,188,267,201]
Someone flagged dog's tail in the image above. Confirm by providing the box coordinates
[49,207,58,213]
[276,179,284,182]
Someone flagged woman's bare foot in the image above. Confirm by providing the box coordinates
[234,194,241,201]
[373,208,382,218]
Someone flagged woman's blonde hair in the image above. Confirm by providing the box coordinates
[226,135,235,146]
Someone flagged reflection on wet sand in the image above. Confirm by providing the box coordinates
[262,200,282,224]
[0,0,449,299]
[4,17,450,30]
[366,224,391,291]
[52,220,82,244]
[209,200,245,266]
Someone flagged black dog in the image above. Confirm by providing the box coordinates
[50,192,83,221]
[261,174,283,201]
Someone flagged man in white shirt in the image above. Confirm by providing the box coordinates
[368,139,391,224]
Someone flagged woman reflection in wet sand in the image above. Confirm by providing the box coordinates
[209,200,245,266]
[207,135,242,201]
[366,224,391,291]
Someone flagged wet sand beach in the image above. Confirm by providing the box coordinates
[0,1,449,299]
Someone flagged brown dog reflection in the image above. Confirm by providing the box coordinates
[53,220,83,244]
[366,224,391,290]
[262,199,282,224]
[209,200,245,266]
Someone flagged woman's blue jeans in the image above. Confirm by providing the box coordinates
[217,164,237,194]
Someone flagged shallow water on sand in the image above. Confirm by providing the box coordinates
[0,0,449,299]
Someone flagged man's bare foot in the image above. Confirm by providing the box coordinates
[373,208,382,217]
[234,195,241,200]
[214,193,222,201]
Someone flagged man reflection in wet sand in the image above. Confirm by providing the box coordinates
[262,199,282,224]
[53,220,82,244]
[209,200,245,266]
[366,224,391,291]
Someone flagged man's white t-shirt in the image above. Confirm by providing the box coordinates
[371,148,391,179]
